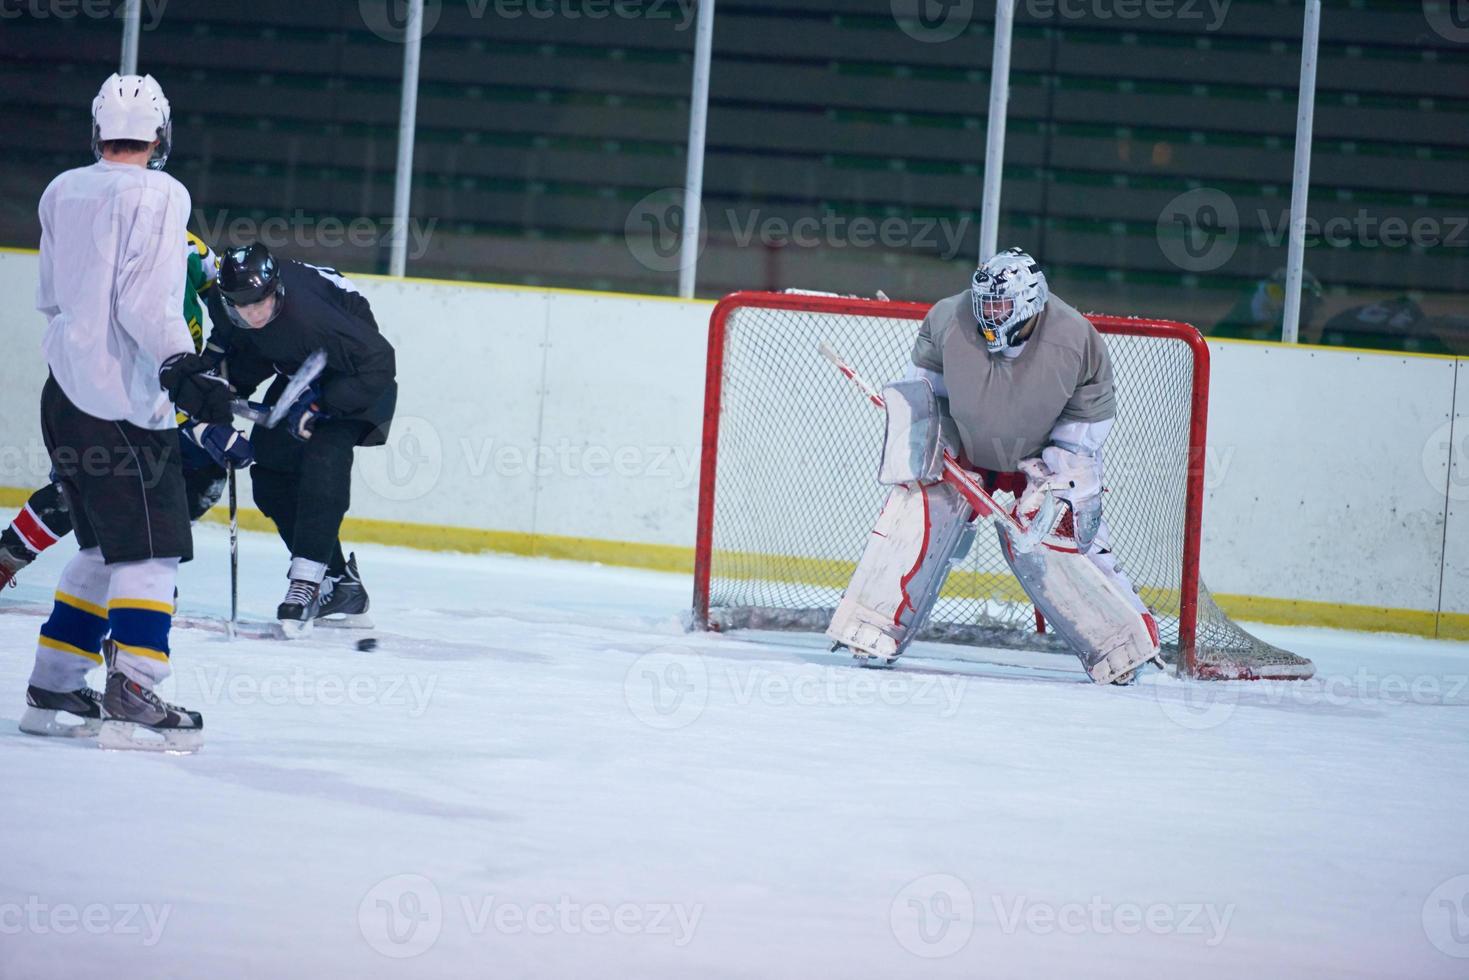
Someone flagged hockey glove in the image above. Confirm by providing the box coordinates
[183,421,254,469]
[160,353,233,424]
[283,385,329,442]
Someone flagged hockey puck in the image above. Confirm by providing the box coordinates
[356,638,378,652]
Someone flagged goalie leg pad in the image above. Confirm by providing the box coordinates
[827,482,974,663]
[1083,522,1149,617]
[999,521,1160,685]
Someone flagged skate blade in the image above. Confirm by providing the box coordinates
[18,707,102,739]
[851,652,898,670]
[276,618,316,640]
[317,612,374,629]
[97,720,202,755]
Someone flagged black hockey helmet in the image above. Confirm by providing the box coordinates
[218,243,283,308]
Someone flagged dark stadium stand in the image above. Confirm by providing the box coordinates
[0,0,1464,348]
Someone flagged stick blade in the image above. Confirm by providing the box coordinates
[264,349,329,427]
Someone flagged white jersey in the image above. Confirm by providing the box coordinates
[36,160,194,429]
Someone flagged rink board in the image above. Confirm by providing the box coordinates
[0,249,1464,638]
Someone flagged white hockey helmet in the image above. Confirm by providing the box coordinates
[970,247,1048,353]
[92,73,172,170]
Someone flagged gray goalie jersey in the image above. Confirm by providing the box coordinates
[911,291,1115,472]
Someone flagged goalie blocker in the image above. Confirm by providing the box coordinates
[826,379,1161,685]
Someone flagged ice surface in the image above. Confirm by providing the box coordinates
[2,525,1468,979]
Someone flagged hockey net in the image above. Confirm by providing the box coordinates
[691,291,1314,681]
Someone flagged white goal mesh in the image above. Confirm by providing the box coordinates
[692,292,1313,681]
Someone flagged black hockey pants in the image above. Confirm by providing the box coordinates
[250,419,374,577]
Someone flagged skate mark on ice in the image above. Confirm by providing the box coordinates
[188,759,505,822]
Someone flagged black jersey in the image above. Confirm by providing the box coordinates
[207,262,397,444]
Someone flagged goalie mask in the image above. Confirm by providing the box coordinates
[971,247,1048,354]
[91,73,173,171]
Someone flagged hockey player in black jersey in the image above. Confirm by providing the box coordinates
[208,243,397,636]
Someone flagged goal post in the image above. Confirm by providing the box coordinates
[691,290,1314,682]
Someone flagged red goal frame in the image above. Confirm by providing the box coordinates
[690,290,1212,678]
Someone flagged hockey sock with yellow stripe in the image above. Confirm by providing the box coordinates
[30,548,110,692]
[105,558,181,687]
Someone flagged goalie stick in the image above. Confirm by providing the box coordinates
[816,341,1057,553]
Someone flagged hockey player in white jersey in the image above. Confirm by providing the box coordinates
[828,248,1161,684]
[18,74,233,751]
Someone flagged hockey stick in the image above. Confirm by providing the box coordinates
[229,349,329,427]
[227,460,238,640]
[220,360,239,641]
[817,341,1056,554]
[218,348,328,639]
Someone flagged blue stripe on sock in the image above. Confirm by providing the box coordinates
[108,607,172,657]
[40,599,108,655]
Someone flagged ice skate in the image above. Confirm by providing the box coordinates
[277,578,321,639]
[99,672,203,754]
[0,537,34,591]
[19,684,104,738]
[316,552,373,628]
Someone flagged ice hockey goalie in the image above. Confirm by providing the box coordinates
[827,248,1162,685]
